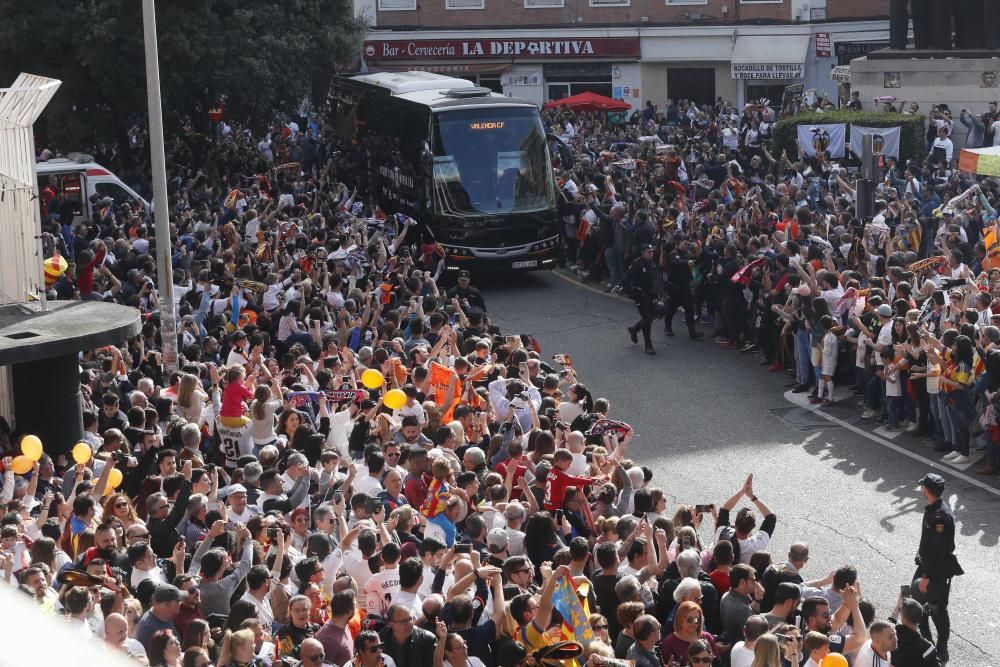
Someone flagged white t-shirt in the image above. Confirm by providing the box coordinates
[875,322,893,367]
[713,526,771,565]
[363,568,401,616]
[885,366,902,397]
[853,640,891,667]
[730,641,754,667]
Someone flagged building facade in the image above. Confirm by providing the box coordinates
[356,0,890,109]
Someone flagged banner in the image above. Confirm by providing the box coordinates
[287,390,365,407]
[584,418,632,438]
[552,576,594,648]
[796,123,847,158]
[850,125,901,159]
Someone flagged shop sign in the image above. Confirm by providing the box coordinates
[731,63,804,80]
[364,36,640,61]
[815,32,832,57]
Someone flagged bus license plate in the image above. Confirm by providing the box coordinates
[512,260,537,269]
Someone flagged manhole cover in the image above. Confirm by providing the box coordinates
[770,406,843,431]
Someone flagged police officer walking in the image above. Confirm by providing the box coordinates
[663,237,704,341]
[626,244,662,355]
[913,473,963,664]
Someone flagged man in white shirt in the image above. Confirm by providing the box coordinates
[730,615,769,667]
[390,557,424,614]
[224,484,261,524]
[241,564,277,629]
[853,621,896,667]
[929,127,954,166]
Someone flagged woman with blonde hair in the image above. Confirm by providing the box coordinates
[217,628,259,667]
[104,493,145,531]
[750,633,782,667]
[176,373,208,425]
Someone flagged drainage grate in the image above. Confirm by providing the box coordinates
[4,331,38,340]
[770,406,842,431]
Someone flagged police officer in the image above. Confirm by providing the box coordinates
[913,473,963,664]
[626,244,662,355]
[663,237,704,341]
[890,598,940,666]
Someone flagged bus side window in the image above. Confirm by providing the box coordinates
[94,182,136,208]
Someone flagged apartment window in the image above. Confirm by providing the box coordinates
[739,0,783,3]
[378,0,416,10]
[665,0,708,4]
[446,0,485,9]
[591,0,630,7]
[524,0,564,8]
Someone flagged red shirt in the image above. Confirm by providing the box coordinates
[496,456,529,500]
[543,466,593,511]
[404,472,430,508]
[709,569,731,595]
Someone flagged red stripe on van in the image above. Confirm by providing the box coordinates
[85,168,111,176]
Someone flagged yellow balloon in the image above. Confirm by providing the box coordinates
[383,388,406,410]
[10,455,33,475]
[20,435,43,462]
[361,369,384,389]
[108,467,124,489]
[72,442,92,465]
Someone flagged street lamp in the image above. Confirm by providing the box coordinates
[140,0,179,373]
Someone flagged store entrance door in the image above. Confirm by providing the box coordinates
[667,68,715,106]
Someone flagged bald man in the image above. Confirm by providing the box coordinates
[299,637,327,666]
[104,613,147,658]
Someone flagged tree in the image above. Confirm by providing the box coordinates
[0,0,365,150]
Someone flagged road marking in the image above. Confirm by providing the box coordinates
[785,390,1000,499]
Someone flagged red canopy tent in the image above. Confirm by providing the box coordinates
[543,91,631,112]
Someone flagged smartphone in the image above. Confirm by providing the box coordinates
[519,362,528,373]
[364,497,381,515]
[224,521,236,532]
[695,504,714,514]
[266,527,279,539]
[455,543,472,554]
[333,490,343,504]
[680,533,693,550]
[900,584,911,598]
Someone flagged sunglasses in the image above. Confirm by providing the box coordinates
[365,644,383,653]
[593,624,609,631]
[685,617,702,624]
[114,502,129,509]
[131,532,150,539]
[303,653,326,662]
[690,658,712,665]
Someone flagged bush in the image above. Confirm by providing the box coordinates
[773,111,926,165]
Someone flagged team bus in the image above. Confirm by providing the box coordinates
[330,71,567,272]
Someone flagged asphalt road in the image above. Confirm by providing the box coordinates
[479,269,1000,665]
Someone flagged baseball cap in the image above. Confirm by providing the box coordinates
[152,584,187,604]
[486,528,509,553]
[227,483,248,495]
[641,244,655,252]
[918,473,945,495]
[876,304,893,317]
[232,330,248,340]
[458,270,471,280]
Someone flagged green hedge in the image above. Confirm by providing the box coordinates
[773,111,926,164]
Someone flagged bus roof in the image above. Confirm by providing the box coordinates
[343,71,536,110]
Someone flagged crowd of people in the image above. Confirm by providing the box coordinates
[0,88,972,667]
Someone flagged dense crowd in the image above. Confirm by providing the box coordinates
[0,89,971,667]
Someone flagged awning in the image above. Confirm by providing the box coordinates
[641,36,733,62]
[730,34,809,80]
[366,63,511,75]
[959,146,1000,176]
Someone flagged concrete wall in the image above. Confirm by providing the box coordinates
[850,56,1000,148]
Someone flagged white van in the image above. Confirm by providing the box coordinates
[36,153,149,225]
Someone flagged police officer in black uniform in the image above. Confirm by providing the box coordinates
[913,473,963,664]
[626,244,662,355]
[890,598,940,666]
[663,237,704,341]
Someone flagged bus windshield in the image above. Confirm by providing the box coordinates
[431,107,554,217]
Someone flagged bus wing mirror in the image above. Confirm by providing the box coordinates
[547,133,574,169]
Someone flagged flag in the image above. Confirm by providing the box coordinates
[731,258,768,287]
[584,419,632,438]
[796,123,847,158]
[552,575,594,649]
[849,125,901,159]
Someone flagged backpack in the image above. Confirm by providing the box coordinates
[718,526,742,564]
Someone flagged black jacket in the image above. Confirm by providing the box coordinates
[148,480,191,557]
[891,624,940,666]
[916,499,963,580]
[380,625,438,667]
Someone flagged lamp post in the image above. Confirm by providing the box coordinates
[141,0,179,372]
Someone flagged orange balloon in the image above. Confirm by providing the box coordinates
[821,654,849,667]
[10,455,33,475]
